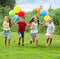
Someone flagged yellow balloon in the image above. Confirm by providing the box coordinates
[14,6,21,13]
[44,15,50,21]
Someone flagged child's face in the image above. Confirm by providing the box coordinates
[5,17,9,22]
[34,17,38,22]
[48,19,52,23]
[20,17,25,22]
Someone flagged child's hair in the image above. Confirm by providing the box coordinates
[5,16,11,28]
[49,17,53,21]
[9,18,11,28]
[21,16,25,19]
[29,16,40,24]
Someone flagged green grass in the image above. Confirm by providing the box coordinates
[0,32,60,59]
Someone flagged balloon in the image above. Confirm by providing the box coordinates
[40,10,47,16]
[14,6,21,13]
[37,6,43,14]
[44,15,50,21]
[17,11,25,17]
[13,15,20,22]
[9,10,15,18]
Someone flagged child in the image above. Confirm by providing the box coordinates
[3,16,12,46]
[43,18,55,46]
[29,16,40,47]
[17,17,26,46]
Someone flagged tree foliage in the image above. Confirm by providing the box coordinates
[0,0,15,8]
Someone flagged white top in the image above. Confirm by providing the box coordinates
[3,21,10,30]
[45,22,55,33]
[30,22,38,34]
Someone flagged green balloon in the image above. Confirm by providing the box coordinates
[9,10,15,18]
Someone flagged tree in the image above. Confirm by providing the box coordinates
[0,0,15,8]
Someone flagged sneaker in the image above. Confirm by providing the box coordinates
[46,44,48,47]
[18,42,20,46]
[30,40,32,44]
[22,44,24,46]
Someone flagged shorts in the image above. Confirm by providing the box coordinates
[31,33,38,37]
[3,30,11,37]
[18,32,24,39]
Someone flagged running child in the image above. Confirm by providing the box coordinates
[17,17,26,46]
[43,18,55,46]
[29,16,40,47]
[3,16,12,46]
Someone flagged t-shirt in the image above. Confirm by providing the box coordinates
[45,22,55,33]
[17,21,26,32]
[3,21,10,30]
[30,22,38,34]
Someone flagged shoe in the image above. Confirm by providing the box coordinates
[46,44,48,47]
[30,40,32,44]
[18,42,20,46]
[22,44,24,46]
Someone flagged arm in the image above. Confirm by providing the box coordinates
[3,22,5,27]
[52,24,55,33]
[30,22,34,30]
[26,22,30,26]
[41,21,46,26]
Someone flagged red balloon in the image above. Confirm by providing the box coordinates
[17,11,25,17]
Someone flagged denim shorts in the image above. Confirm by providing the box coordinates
[3,30,11,37]
[18,32,24,39]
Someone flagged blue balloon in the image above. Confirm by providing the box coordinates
[40,10,47,16]
[13,15,20,22]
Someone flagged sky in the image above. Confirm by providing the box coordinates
[16,0,60,12]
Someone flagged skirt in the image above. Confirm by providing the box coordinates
[45,32,53,38]
[3,30,11,37]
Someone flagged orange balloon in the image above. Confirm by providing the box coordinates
[37,6,43,14]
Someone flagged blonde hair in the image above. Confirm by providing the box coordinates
[48,17,53,22]
[4,16,11,28]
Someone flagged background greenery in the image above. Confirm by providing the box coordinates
[0,0,60,35]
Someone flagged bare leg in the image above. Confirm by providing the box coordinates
[8,37,10,46]
[22,38,24,46]
[19,36,21,42]
[18,36,21,46]
[47,38,49,44]
[46,37,49,46]
[49,38,52,45]
[32,36,35,42]
[5,37,7,46]
[36,36,38,47]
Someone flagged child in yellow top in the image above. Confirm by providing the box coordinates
[3,16,12,46]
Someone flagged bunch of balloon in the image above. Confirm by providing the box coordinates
[9,6,25,22]
[37,6,51,22]
[40,10,50,21]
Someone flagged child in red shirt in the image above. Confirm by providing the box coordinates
[17,17,26,46]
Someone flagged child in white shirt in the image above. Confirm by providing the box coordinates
[29,16,40,47]
[43,18,55,46]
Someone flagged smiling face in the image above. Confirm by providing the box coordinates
[48,18,53,23]
[5,16,9,22]
[33,16,38,23]
[20,17,25,22]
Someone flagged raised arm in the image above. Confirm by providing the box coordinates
[41,21,46,26]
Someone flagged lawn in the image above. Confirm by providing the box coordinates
[0,32,60,59]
